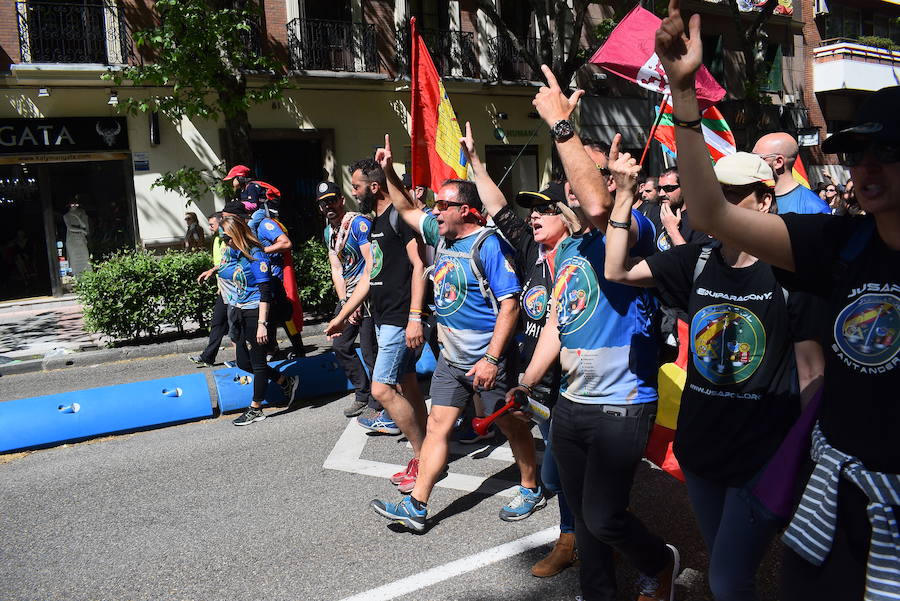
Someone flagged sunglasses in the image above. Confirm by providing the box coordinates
[531,203,562,216]
[659,184,681,193]
[434,199,466,211]
[840,143,900,167]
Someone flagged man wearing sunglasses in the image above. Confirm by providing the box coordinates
[317,181,378,419]
[752,132,830,215]
[369,134,523,532]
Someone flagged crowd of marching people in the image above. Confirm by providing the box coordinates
[190,2,897,599]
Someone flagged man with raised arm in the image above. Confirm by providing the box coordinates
[506,65,678,601]
[369,135,539,532]
[656,2,900,599]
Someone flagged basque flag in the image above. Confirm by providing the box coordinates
[409,17,468,191]
[653,101,736,163]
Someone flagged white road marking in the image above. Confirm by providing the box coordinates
[336,527,558,601]
[323,419,543,498]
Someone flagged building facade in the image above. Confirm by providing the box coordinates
[0,0,815,301]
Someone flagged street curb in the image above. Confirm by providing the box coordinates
[1,322,330,377]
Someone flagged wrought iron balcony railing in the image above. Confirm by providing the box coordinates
[286,18,378,73]
[16,0,134,65]
[396,26,480,78]
[489,36,539,81]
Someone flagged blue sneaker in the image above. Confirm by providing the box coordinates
[357,409,401,435]
[499,485,547,522]
[453,423,497,445]
[370,496,426,532]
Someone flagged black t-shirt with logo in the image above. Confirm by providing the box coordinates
[369,205,418,328]
[493,206,561,396]
[646,244,814,485]
[777,213,900,474]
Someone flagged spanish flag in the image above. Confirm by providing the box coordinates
[409,17,467,191]
[792,154,811,189]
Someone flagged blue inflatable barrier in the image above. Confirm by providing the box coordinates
[214,352,355,413]
[0,373,212,453]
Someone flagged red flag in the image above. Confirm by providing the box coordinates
[409,17,468,192]
[792,154,811,189]
[590,5,725,110]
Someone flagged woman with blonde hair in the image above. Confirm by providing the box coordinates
[217,215,299,425]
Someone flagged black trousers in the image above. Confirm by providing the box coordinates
[199,295,228,364]
[552,397,669,601]
[330,305,377,408]
[234,307,281,403]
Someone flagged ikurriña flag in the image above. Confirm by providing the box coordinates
[590,5,725,110]
[409,17,467,191]
[653,101,736,163]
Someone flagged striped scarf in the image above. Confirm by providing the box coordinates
[783,423,900,600]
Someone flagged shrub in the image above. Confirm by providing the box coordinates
[857,36,898,52]
[293,238,337,314]
[76,248,215,341]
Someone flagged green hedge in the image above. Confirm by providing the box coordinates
[293,238,337,314]
[76,248,215,340]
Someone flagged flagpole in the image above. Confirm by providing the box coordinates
[639,94,670,167]
[409,17,419,188]
[497,122,546,187]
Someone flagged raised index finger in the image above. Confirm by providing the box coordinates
[540,64,560,90]
[668,0,680,17]
[384,133,391,152]
[609,133,622,161]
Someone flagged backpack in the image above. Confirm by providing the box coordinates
[432,226,502,315]
[251,180,281,201]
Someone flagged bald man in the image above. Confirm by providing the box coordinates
[752,132,830,215]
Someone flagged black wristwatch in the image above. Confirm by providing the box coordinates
[258,320,270,327]
[551,119,575,142]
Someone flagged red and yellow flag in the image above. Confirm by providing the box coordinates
[409,17,467,191]
[792,154,810,189]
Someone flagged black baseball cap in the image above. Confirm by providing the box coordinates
[315,181,341,202]
[222,200,249,217]
[822,85,900,154]
[401,173,413,189]
[516,182,567,208]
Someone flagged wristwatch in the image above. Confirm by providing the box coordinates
[551,119,575,142]
[258,320,270,327]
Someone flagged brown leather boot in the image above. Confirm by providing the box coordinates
[531,532,577,578]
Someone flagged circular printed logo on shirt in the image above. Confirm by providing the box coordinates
[225,265,247,303]
[833,293,900,368]
[433,255,466,316]
[341,242,362,275]
[552,256,599,334]
[656,231,671,252]
[369,240,383,279]
[265,222,275,231]
[259,262,268,273]
[691,303,766,385]
[359,222,368,233]
[522,285,548,321]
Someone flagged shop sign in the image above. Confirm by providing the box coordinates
[133,152,150,171]
[0,117,129,154]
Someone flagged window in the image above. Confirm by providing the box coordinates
[702,35,725,84]
[825,4,861,40]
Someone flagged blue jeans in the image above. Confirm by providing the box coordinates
[372,323,416,386]
[683,468,782,601]
[538,418,574,534]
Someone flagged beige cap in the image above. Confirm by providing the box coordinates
[713,152,775,187]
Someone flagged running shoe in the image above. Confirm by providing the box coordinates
[357,409,401,435]
[453,423,497,444]
[499,485,547,522]
[343,399,367,418]
[224,360,237,368]
[637,544,680,601]
[396,459,420,494]
[189,356,214,368]
[279,375,300,408]
[391,457,419,485]
[370,496,426,532]
[232,407,266,426]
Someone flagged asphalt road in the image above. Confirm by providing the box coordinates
[0,349,784,601]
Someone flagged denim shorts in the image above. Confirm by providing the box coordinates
[372,323,416,385]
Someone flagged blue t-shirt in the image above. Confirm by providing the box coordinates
[254,216,286,280]
[217,247,271,309]
[776,184,830,215]
[553,210,658,405]
[324,215,371,298]
[421,214,521,368]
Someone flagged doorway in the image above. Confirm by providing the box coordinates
[484,145,539,214]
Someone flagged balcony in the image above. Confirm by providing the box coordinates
[813,38,900,92]
[490,36,539,82]
[15,0,134,65]
[396,27,480,79]
[286,18,378,73]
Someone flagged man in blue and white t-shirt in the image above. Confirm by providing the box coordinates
[369,136,545,532]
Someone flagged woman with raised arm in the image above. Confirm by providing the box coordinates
[605,147,824,601]
[656,1,900,598]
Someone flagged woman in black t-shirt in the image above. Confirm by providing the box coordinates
[655,6,900,598]
[606,150,822,601]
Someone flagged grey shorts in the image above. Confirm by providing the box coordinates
[429,353,516,412]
